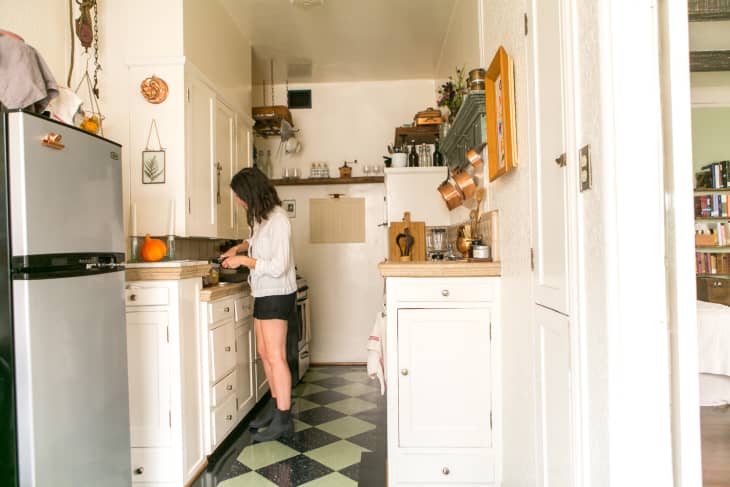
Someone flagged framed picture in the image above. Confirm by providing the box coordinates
[283,199,296,218]
[142,150,165,184]
[485,46,517,181]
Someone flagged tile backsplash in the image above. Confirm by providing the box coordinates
[130,237,241,262]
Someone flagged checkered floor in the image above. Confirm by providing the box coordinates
[196,365,386,487]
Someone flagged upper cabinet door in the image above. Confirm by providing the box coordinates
[528,0,569,314]
[234,116,252,238]
[215,101,236,239]
[186,74,217,238]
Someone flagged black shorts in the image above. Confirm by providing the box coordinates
[253,292,296,320]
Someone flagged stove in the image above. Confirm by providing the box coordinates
[295,275,310,379]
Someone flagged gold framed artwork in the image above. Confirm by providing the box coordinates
[485,46,517,181]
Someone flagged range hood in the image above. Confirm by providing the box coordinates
[252,105,293,137]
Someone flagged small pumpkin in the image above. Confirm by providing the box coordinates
[140,234,167,262]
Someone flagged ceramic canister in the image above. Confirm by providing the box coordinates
[391,153,408,168]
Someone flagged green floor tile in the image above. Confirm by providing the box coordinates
[237,441,299,470]
[298,472,358,487]
[340,371,369,382]
[291,397,319,414]
[218,472,278,487]
[293,418,312,432]
[304,440,369,470]
[332,382,377,397]
[295,382,327,397]
[303,370,333,382]
[316,416,376,439]
[326,397,378,416]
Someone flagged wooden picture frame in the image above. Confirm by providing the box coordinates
[485,46,517,181]
[142,150,166,184]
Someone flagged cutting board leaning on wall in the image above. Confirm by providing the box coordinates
[388,211,426,261]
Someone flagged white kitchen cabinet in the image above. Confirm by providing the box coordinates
[200,289,257,453]
[125,278,205,486]
[385,277,500,487]
[235,114,253,237]
[128,62,253,239]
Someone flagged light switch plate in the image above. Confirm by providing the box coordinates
[579,144,592,192]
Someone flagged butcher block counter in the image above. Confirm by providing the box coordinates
[378,260,501,278]
[199,282,250,302]
[125,260,211,281]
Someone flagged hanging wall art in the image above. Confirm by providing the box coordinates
[142,119,166,184]
[485,46,517,181]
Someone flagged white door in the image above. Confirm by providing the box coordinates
[235,321,255,417]
[216,101,236,239]
[186,74,216,237]
[535,304,572,487]
[397,308,491,448]
[126,310,173,447]
[528,0,569,314]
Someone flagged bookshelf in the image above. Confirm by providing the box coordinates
[695,162,730,277]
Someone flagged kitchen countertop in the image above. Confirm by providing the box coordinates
[125,260,212,281]
[200,282,250,302]
[378,260,501,277]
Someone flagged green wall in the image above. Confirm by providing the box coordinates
[692,107,730,173]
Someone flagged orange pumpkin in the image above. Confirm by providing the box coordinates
[140,234,167,262]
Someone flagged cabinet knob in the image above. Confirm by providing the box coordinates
[129,294,137,301]
[400,368,409,376]
[226,414,233,421]
[226,384,233,390]
[225,346,232,352]
[442,467,450,475]
[224,306,230,312]
[134,466,144,475]
[441,289,450,297]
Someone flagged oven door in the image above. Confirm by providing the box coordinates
[296,297,307,350]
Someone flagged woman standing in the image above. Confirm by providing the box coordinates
[220,167,296,442]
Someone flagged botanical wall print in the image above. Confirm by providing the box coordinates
[142,150,165,184]
[486,46,517,181]
[284,199,296,218]
[142,119,166,184]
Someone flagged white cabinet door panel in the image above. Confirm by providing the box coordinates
[535,305,572,487]
[215,101,236,239]
[397,308,491,448]
[126,310,172,447]
[209,321,236,383]
[186,75,216,237]
[235,322,255,416]
[529,0,569,314]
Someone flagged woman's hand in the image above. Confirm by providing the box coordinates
[220,255,256,270]
[219,241,249,261]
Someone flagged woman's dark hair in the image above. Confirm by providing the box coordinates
[230,167,281,234]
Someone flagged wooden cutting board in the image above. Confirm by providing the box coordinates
[388,211,426,262]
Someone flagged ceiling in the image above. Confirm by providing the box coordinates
[219,0,456,84]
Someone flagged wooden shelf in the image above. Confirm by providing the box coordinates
[394,125,440,146]
[696,246,730,250]
[697,274,730,278]
[695,187,730,192]
[695,217,730,221]
[272,176,384,186]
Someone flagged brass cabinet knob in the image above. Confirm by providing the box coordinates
[129,294,137,301]
[442,467,450,475]
[226,384,233,390]
[225,346,232,352]
[400,368,409,376]
[226,414,233,421]
[224,306,230,312]
[441,289,450,297]
[134,467,144,475]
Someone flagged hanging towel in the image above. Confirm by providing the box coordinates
[367,310,387,395]
[0,32,58,112]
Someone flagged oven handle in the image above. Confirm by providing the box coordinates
[296,297,308,304]
[300,350,310,359]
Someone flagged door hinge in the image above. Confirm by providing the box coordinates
[186,88,190,102]
[490,411,493,429]
[530,248,535,271]
[188,197,192,214]
[169,410,172,427]
[524,13,528,36]
[489,321,492,341]
[166,326,170,343]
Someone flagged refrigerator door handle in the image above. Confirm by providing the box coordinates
[85,263,126,271]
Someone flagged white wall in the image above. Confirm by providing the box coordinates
[183,0,252,114]
[253,80,437,178]
[276,184,387,363]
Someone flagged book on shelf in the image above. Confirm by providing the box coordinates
[694,194,730,218]
[696,251,730,275]
[697,160,730,189]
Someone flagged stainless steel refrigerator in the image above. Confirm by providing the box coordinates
[0,110,131,486]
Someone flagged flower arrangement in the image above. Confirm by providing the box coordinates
[437,66,467,120]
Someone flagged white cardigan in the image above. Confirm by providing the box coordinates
[247,206,297,298]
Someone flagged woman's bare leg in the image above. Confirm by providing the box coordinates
[255,319,277,405]
[260,318,291,409]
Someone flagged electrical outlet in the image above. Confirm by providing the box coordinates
[579,144,592,192]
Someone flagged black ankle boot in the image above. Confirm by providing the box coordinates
[252,408,293,442]
[249,400,277,429]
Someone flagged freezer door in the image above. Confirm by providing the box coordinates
[13,272,131,487]
[7,112,124,256]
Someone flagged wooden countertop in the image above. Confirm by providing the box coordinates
[200,282,250,302]
[125,261,212,281]
[378,260,501,277]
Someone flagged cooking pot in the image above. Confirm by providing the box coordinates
[452,169,477,199]
[466,146,485,169]
[437,169,463,210]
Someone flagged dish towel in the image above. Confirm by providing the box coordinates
[367,311,387,394]
[0,32,58,112]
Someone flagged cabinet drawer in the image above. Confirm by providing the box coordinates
[234,296,252,323]
[130,447,176,482]
[209,322,236,383]
[210,298,235,324]
[397,451,494,484]
[395,279,495,303]
[125,287,169,307]
[211,369,237,408]
[211,394,238,446]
